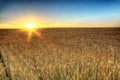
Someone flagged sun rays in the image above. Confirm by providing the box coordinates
[24,24,43,50]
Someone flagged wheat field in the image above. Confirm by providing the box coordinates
[0,28,120,80]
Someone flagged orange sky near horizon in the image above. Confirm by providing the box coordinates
[0,22,119,29]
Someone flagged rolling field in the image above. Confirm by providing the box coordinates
[0,28,120,80]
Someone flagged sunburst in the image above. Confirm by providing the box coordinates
[24,23,43,50]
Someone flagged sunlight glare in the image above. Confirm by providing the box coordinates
[26,24,36,29]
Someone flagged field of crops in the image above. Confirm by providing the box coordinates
[0,28,120,80]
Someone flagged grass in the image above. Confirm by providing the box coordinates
[0,28,120,80]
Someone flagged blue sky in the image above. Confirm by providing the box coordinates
[0,0,120,28]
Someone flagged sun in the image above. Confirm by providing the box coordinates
[23,23,43,50]
[26,24,36,29]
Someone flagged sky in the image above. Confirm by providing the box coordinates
[0,0,120,28]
